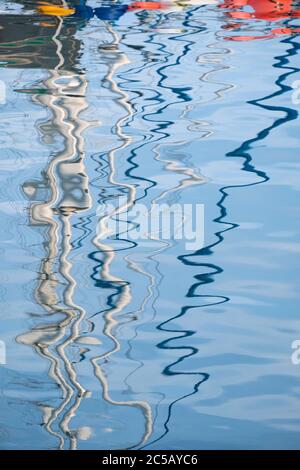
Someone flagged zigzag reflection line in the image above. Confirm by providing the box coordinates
[20,63,94,448]
[91,24,153,448]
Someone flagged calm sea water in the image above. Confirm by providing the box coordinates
[0,0,300,450]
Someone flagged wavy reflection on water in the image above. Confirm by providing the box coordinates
[19,68,94,449]
[0,0,300,450]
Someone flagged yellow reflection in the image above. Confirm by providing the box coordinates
[38,3,75,16]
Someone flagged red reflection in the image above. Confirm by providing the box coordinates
[220,0,300,40]
[129,1,166,10]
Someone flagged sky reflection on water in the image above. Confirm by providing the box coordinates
[0,0,300,450]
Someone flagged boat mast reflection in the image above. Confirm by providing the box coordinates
[12,5,153,448]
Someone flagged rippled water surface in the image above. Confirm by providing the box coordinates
[1,0,300,450]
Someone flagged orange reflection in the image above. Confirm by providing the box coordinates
[38,2,75,16]
[129,1,166,10]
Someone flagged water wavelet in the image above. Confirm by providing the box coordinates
[167,27,299,450]
[1,0,300,451]
[98,7,216,447]
[125,7,299,448]
[89,24,154,449]
[0,2,83,70]
[121,9,217,448]
[180,32,300,268]
[17,20,94,444]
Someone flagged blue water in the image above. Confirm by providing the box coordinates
[0,0,300,450]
